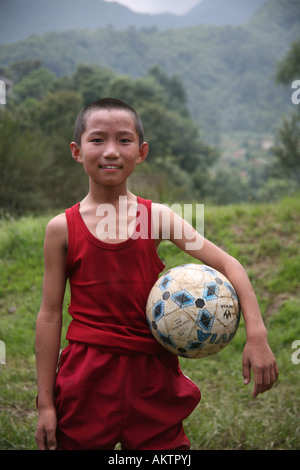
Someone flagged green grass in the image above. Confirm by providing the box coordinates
[0,196,300,450]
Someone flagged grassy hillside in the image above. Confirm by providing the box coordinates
[0,195,300,449]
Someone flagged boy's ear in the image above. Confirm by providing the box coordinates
[137,142,149,164]
[70,142,83,164]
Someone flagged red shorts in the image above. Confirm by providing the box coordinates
[54,342,200,450]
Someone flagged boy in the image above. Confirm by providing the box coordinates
[35,98,278,450]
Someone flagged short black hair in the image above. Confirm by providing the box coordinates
[73,97,145,146]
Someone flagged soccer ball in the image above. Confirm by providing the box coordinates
[146,264,241,359]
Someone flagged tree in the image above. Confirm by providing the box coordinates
[33,89,83,136]
[0,62,219,212]
[31,90,87,208]
[0,110,53,214]
[148,66,189,117]
[3,58,43,82]
[272,112,300,182]
[276,39,300,85]
[273,39,300,183]
[70,64,115,105]
[12,67,55,101]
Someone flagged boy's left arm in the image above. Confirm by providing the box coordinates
[212,255,279,398]
[156,205,279,397]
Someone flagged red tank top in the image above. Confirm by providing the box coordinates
[65,197,166,355]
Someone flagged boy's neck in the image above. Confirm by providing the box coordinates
[78,187,139,244]
[81,186,136,208]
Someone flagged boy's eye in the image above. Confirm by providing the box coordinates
[92,138,103,143]
[120,138,131,143]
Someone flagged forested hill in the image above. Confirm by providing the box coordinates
[0,0,268,44]
[0,0,298,140]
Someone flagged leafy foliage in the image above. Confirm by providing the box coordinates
[272,112,300,182]
[275,38,300,85]
[1,61,217,214]
[1,0,300,213]
[0,0,299,139]
[272,38,300,184]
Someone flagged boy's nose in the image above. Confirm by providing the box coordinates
[103,141,120,158]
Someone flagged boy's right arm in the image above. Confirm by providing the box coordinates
[35,214,68,450]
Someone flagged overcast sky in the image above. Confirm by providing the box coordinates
[103,0,202,15]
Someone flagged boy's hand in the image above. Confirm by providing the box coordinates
[242,338,279,398]
[35,407,58,450]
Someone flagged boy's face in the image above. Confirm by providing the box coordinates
[70,109,148,189]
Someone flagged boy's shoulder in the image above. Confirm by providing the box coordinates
[45,213,68,245]
[47,212,67,230]
[152,202,177,219]
[151,202,171,213]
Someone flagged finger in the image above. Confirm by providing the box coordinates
[242,359,251,385]
[252,366,263,398]
[264,363,279,392]
[262,362,279,391]
[253,366,277,397]
[46,431,57,450]
[273,362,280,383]
[263,367,271,387]
[35,430,48,450]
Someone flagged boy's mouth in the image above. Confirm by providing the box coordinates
[100,165,121,169]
